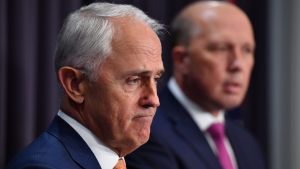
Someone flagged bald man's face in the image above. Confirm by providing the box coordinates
[181,6,255,112]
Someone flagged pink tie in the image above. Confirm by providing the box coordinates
[207,123,235,169]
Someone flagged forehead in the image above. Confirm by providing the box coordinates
[204,17,254,44]
[112,17,161,51]
[189,4,255,45]
[102,17,163,72]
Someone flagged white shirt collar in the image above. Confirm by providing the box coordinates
[57,110,121,169]
[168,77,225,131]
[168,78,238,169]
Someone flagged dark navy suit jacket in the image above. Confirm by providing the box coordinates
[6,116,101,169]
[126,87,266,169]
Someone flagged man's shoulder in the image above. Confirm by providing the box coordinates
[226,119,257,140]
[6,131,81,169]
[226,119,263,154]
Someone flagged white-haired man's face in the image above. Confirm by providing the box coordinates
[82,18,164,156]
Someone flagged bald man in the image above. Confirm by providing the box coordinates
[126,1,266,169]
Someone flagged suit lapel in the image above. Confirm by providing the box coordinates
[160,88,222,169]
[174,119,221,169]
[226,121,247,169]
[47,116,101,169]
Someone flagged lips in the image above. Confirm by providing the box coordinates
[133,111,155,120]
[132,115,154,126]
[134,114,154,119]
[223,81,242,94]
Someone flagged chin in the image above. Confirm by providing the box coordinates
[223,100,243,110]
[124,136,149,155]
[129,128,150,146]
[218,99,240,109]
[138,130,151,144]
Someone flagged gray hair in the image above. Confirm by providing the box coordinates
[55,2,164,81]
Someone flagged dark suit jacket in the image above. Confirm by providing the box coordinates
[6,116,101,169]
[126,87,266,169]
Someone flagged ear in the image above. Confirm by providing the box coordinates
[58,66,86,104]
[172,45,190,74]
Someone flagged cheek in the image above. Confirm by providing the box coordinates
[247,61,254,77]
[110,92,140,131]
[86,86,125,126]
[121,92,154,138]
[191,60,224,87]
[242,59,254,84]
[84,89,106,118]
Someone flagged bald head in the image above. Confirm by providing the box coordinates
[172,1,253,45]
[171,1,255,112]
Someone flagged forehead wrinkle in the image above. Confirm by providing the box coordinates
[114,22,161,53]
[108,17,163,73]
[131,42,161,57]
[124,68,165,77]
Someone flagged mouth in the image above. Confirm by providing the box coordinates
[133,114,154,119]
[132,112,155,123]
[223,81,242,94]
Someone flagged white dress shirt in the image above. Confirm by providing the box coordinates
[168,77,238,169]
[58,110,123,169]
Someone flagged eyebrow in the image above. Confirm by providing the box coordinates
[126,69,165,77]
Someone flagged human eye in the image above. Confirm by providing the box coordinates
[217,45,228,52]
[154,75,163,86]
[126,76,141,85]
[124,75,141,92]
[242,45,254,55]
[207,43,229,53]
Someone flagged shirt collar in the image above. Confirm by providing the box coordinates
[58,110,121,169]
[168,77,225,131]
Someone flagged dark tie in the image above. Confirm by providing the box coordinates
[113,158,127,169]
[207,123,235,169]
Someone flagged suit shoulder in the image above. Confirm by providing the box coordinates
[6,132,80,169]
[226,120,258,142]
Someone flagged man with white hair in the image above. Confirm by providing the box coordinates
[6,2,164,169]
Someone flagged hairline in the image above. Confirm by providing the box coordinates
[54,3,164,81]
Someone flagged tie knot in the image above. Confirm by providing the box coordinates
[207,122,225,139]
[113,158,126,169]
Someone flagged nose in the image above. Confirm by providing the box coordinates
[140,80,160,109]
[228,47,243,72]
